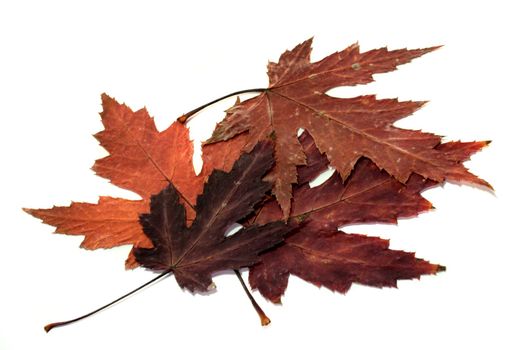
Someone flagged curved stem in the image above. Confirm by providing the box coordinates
[44,269,172,333]
[178,88,267,124]
[234,269,270,326]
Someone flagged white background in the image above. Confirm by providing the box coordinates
[1,1,523,349]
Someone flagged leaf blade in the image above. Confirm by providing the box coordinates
[134,142,292,292]
[208,39,489,216]
[249,132,485,302]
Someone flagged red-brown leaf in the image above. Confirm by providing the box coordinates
[248,132,487,302]
[249,232,444,303]
[207,38,490,217]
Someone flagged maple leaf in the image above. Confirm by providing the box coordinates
[206,38,490,217]
[25,94,247,268]
[133,141,291,292]
[248,132,487,302]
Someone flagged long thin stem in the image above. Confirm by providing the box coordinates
[177,88,272,325]
[177,88,267,124]
[234,269,270,326]
[44,269,172,333]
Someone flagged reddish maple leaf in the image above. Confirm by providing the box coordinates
[134,142,290,292]
[25,94,247,268]
[248,132,488,302]
[206,38,490,217]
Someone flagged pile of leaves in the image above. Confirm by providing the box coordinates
[26,38,490,328]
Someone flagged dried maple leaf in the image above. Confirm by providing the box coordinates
[25,94,247,268]
[248,132,488,302]
[134,142,290,292]
[206,38,490,217]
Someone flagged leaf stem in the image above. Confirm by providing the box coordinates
[44,269,172,333]
[168,183,196,212]
[234,269,271,326]
[178,88,267,124]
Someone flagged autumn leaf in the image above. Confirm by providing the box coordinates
[206,38,490,217]
[250,232,445,303]
[134,142,290,292]
[248,132,487,302]
[25,94,247,268]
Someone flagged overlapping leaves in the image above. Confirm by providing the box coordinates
[26,38,489,322]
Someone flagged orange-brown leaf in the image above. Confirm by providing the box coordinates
[26,95,248,268]
[94,94,199,205]
[24,198,150,267]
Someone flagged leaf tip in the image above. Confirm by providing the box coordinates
[474,177,494,192]
[437,265,446,273]
[22,207,33,215]
[427,45,443,52]
[304,36,314,47]
[100,92,115,106]
[271,296,282,305]
[22,207,44,220]
[417,100,430,108]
